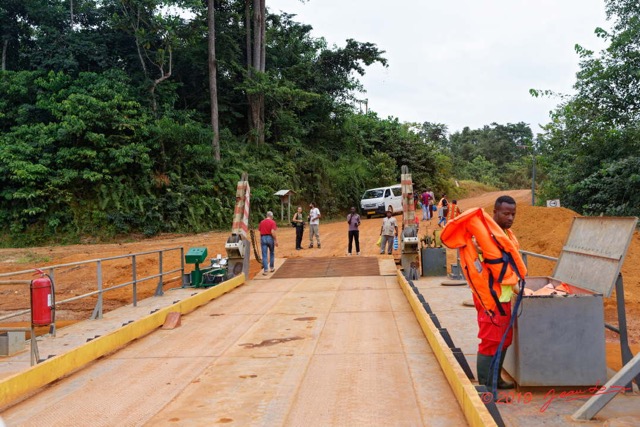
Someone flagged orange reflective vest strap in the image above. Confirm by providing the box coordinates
[440,208,527,317]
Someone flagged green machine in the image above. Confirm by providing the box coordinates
[184,247,227,288]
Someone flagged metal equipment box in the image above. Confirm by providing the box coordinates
[185,247,208,264]
[421,247,447,277]
[0,331,25,356]
[504,216,637,387]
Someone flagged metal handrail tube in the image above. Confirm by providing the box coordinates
[0,270,184,322]
[0,309,30,322]
[520,250,558,263]
[0,247,183,278]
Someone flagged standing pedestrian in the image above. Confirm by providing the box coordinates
[421,189,431,221]
[292,206,305,250]
[447,199,462,222]
[308,202,321,248]
[437,194,449,227]
[347,207,361,255]
[379,209,398,255]
[428,188,436,220]
[258,211,278,275]
[442,195,525,390]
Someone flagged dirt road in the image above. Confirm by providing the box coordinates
[1,189,638,343]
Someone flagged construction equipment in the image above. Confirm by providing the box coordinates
[183,247,227,288]
[225,173,252,279]
[182,173,252,287]
[400,165,420,280]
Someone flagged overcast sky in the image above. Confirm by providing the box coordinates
[267,0,609,135]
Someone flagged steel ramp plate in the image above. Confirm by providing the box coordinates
[271,257,380,279]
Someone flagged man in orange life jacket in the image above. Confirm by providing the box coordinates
[474,195,519,389]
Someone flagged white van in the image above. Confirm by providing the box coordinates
[360,184,403,218]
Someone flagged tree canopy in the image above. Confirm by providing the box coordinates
[2,0,635,246]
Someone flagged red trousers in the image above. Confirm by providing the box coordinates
[473,295,512,355]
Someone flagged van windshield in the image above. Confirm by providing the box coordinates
[362,189,384,199]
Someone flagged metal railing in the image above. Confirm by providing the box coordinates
[0,247,185,325]
[520,249,558,265]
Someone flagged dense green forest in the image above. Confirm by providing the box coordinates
[0,0,638,246]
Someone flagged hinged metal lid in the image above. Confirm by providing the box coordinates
[553,216,638,297]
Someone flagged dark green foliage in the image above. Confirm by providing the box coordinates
[446,122,535,192]
[535,0,640,215]
[5,0,620,245]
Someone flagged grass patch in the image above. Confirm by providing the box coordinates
[16,251,51,264]
[454,180,498,199]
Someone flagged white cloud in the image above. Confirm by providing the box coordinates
[268,0,608,134]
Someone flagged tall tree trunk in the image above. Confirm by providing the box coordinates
[252,0,261,71]
[245,0,252,74]
[248,0,265,145]
[1,39,7,71]
[208,0,221,161]
[259,0,266,72]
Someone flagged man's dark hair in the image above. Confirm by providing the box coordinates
[494,195,516,209]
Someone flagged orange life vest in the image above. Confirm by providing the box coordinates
[446,203,461,221]
[441,208,527,317]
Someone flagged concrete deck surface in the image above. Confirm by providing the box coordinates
[1,258,467,426]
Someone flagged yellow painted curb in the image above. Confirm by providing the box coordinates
[397,272,497,427]
[0,274,245,409]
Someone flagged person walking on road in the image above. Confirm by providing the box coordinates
[379,209,398,255]
[437,194,449,227]
[292,206,305,250]
[347,207,361,255]
[308,202,321,248]
[258,211,278,275]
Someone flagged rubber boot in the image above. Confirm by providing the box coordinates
[476,353,492,387]
[478,353,512,403]
[498,351,515,389]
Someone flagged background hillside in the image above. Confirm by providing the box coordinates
[1,189,638,349]
[1,0,639,247]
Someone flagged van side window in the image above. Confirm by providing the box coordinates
[392,188,402,197]
[384,189,391,197]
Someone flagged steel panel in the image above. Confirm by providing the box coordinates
[553,216,637,297]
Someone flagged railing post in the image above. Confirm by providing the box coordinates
[30,325,39,366]
[49,267,56,337]
[180,247,185,288]
[132,255,137,307]
[91,260,103,320]
[155,250,164,296]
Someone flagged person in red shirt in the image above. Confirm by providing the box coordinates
[258,211,278,275]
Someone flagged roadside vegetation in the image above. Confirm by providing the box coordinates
[0,0,637,246]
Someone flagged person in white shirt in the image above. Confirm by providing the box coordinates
[379,209,398,255]
[308,202,321,248]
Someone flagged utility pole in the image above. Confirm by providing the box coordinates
[518,143,536,206]
[531,153,536,206]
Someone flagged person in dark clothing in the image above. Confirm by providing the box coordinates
[292,206,305,250]
[346,206,361,255]
[437,194,449,227]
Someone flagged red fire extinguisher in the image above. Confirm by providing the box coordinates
[30,269,55,327]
